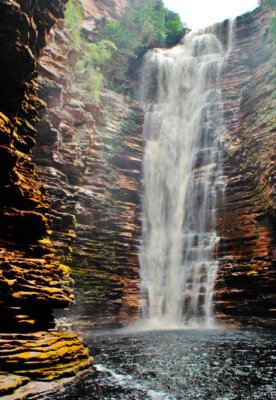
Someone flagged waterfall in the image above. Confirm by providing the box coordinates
[226,18,236,57]
[139,31,226,329]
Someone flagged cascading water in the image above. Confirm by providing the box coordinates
[139,31,226,329]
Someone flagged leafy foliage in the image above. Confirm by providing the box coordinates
[82,40,117,67]
[164,9,186,47]
[101,20,138,50]
[64,0,84,48]
[102,0,186,53]
[262,0,276,41]
[100,0,187,90]
[262,0,276,10]
[64,0,186,99]
[131,3,167,45]
[65,1,117,101]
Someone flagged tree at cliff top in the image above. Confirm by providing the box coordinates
[102,0,186,53]
[100,0,187,91]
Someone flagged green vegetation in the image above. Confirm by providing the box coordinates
[101,20,137,51]
[64,0,84,48]
[132,0,186,48]
[64,0,186,101]
[101,0,187,91]
[164,9,186,47]
[262,0,276,41]
[269,16,276,41]
[263,0,276,9]
[64,0,117,100]
[101,0,186,54]
[76,39,117,100]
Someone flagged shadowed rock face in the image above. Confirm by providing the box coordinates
[215,6,276,328]
[0,0,75,330]
[0,0,67,115]
[0,0,91,396]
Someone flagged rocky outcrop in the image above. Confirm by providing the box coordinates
[81,0,128,19]
[0,0,91,396]
[33,5,143,329]
[80,0,142,20]
[215,6,276,328]
[0,0,74,327]
[0,332,91,381]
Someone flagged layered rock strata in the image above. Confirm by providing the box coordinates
[0,0,91,396]
[215,6,276,327]
[33,8,143,328]
[0,332,91,381]
[33,2,275,330]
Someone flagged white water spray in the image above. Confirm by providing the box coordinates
[139,31,226,329]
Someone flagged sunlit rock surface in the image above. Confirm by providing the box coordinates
[0,373,30,397]
[80,0,143,20]
[0,332,92,381]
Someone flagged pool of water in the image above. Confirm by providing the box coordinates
[49,329,276,399]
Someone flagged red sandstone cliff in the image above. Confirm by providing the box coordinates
[33,2,275,330]
[2,1,274,398]
[0,11,274,396]
[215,6,276,328]
[32,0,143,329]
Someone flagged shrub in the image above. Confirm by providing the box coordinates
[102,20,138,50]
[164,8,186,47]
[262,0,276,41]
[65,1,117,101]
[64,0,84,49]
[83,40,117,67]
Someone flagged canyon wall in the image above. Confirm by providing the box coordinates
[33,1,275,330]
[33,0,143,329]
[0,0,91,397]
[0,5,275,397]
[215,6,276,328]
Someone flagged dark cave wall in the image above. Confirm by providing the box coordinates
[0,1,91,396]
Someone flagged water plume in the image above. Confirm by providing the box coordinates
[139,31,226,329]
